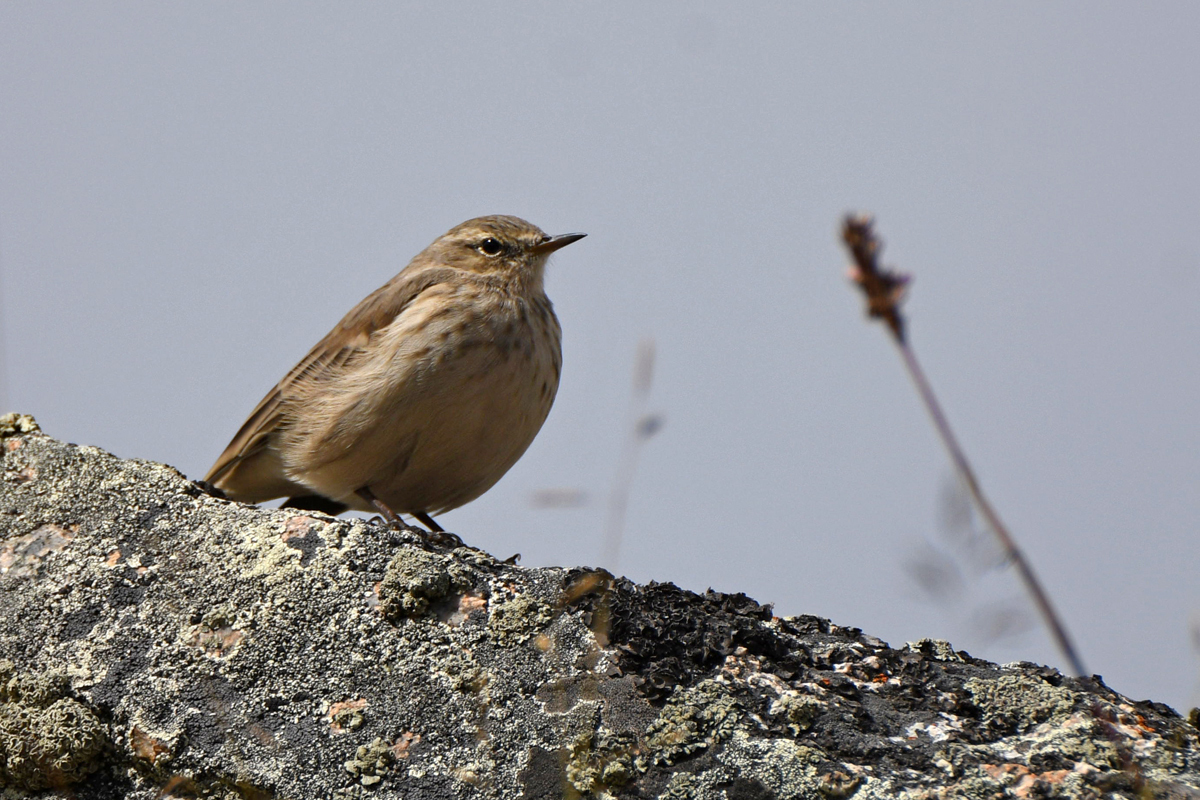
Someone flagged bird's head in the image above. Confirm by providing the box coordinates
[427,215,585,292]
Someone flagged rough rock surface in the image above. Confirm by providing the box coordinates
[0,413,1197,799]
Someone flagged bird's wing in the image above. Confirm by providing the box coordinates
[204,266,457,485]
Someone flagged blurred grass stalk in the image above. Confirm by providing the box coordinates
[840,214,1087,678]
[602,338,662,572]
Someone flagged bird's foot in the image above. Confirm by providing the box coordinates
[411,511,462,548]
[381,517,462,549]
[424,529,464,549]
[356,488,462,549]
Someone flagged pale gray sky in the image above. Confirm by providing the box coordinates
[3,3,1198,711]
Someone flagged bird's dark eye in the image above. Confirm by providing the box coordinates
[478,238,503,256]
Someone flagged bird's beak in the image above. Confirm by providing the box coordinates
[531,232,586,255]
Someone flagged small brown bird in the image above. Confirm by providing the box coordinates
[205,215,585,534]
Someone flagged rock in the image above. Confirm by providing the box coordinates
[1,415,1197,799]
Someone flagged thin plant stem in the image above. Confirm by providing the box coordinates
[602,339,661,571]
[842,214,1086,678]
[894,338,1087,677]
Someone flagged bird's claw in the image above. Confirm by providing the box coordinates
[426,529,464,549]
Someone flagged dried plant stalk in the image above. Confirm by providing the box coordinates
[842,214,1086,677]
[603,339,663,571]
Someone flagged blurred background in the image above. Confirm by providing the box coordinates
[2,3,1198,712]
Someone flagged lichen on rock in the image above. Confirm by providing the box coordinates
[378,546,473,619]
[965,673,1078,734]
[487,593,555,645]
[0,413,39,439]
[0,416,1197,799]
[641,679,742,766]
[0,660,109,791]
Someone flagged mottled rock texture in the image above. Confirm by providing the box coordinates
[1,413,1197,799]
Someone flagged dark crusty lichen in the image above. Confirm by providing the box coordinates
[2,416,1199,799]
[566,574,806,703]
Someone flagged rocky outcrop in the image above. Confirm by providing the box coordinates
[1,413,1197,798]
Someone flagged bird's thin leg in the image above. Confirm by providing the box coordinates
[415,510,463,548]
[356,488,462,548]
[413,511,444,532]
[355,487,415,530]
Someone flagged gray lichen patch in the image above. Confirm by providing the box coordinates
[343,736,398,787]
[0,662,70,708]
[436,650,487,693]
[641,679,741,766]
[965,673,1078,734]
[0,660,109,791]
[769,689,824,734]
[563,728,638,795]
[904,638,967,663]
[716,734,834,798]
[487,593,555,645]
[378,546,474,619]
